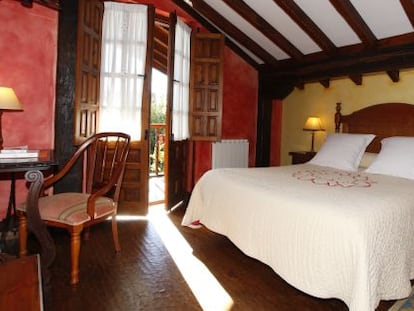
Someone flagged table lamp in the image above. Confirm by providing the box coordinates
[0,87,23,149]
[303,116,325,152]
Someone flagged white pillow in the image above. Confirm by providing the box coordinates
[365,136,414,180]
[359,152,378,169]
[309,133,375,171]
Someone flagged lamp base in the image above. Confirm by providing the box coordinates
[310,131,315,153]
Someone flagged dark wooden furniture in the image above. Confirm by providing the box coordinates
[335,102,414,152]
[0,152,57,305]
[289,151,316,164]
[0,254,42,311]
[0,150,55,173]
[0,150,56,251]
[18,133,130,285]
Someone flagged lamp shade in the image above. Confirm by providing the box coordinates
[303,117,324,131]
[0,87,23,110]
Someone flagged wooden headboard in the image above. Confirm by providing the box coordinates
[335,102,414,153]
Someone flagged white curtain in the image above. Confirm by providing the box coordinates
[172,18,192,141]
[99,2,148,140]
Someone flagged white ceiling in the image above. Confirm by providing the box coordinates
[194,0,414,65]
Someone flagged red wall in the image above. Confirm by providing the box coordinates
[192,48,258,183]
[0,0,258,217]
[222,48,258,165]
[0,1,57,218]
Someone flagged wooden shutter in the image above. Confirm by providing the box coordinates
[190,33,224,141]
[166,13,189,210]
[73,0,103,145]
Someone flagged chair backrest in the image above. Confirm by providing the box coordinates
[43,132,130,207]
[82,132,131,203]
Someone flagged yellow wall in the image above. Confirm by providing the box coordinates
[281,69,414,165]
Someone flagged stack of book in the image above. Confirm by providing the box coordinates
[0,146,39,159]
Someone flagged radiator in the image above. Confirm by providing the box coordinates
[212,139,249,169]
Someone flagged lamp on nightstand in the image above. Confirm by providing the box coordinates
[303,116,325,152]
[0,87,23,150]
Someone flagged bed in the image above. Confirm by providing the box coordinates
[182,102,414,311]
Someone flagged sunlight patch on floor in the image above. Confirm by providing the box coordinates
[115,215,148,221]
[148,204,234,311]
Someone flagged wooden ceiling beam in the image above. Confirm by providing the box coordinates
[273,0,337,55]
[153,57,167,74]
[155,12,170,27]
[261,46,414,84]
[349,74,362,85]
[299,50,414,79]
[167,0,413,81]
[275,32,414,73]
[154,21,168,65]
[154,36,168,52]
[154,24,169,47]
[386,70,400,82]
[153,50,168,74]
[154,48,167,62]
[190,0,279,67]
[400,0,414,28]
[296,80,305,90]
[319,79,330,88]
[153,48,168,64]
[171,0,260,69]
[377,32,414,49]
[221,0,303,60]
[329,0,377,48]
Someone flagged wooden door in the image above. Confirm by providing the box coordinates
[74,1,154,215]
[166,13,189,210]
[167,139,188,209]
[119,6,155,216]
[74,0,103,144]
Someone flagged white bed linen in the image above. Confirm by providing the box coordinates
[181,164,414,311]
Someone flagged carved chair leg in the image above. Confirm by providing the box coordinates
[17,212,28,256]
[111,214,121,252]
[69,226,83,285]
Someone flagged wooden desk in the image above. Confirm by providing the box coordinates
[0,150,56,173]
[0,150,57,251]
[0,152,57,308]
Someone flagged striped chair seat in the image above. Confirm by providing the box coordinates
[18,193,116,226]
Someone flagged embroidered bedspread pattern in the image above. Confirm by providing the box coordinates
[181,164,414,311]
[292,168,376,187]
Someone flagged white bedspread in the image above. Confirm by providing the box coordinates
[181,164,414,311]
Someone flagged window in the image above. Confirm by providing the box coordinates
[99,2,148,140]
[171,18,191,141]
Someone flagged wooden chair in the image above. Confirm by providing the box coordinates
[17,132,130,285]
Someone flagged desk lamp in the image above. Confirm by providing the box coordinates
[0,87,23,150]
[303,116,325,152]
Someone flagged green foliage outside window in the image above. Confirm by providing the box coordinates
[150,93,166,175]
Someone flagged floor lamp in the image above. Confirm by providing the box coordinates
[303,116,325,152]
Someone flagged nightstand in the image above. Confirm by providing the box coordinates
[289,151,316,164]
